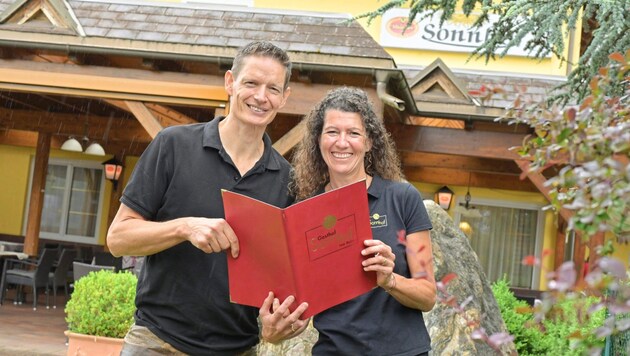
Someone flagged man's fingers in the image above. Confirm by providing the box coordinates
[222,222,240,258]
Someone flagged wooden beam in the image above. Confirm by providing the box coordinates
[280,84,381,117]
[272,119,306,156]
[23,132,50,256]
[0,58,228,102]
[390,124,524,160]
[400,151,521,175]
[403,166,538,192]
[124,101,163,139]
[144,103,198,125]
[514,160,573,221]
[0,107,153,143]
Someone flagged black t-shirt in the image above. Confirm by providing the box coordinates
[313,175,433,355]
[121,117,293,355]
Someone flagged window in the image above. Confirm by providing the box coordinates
[455,198,544,288]
[25,159,105,244]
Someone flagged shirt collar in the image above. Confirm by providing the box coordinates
[367,174,384,199]
[202,116,281,171]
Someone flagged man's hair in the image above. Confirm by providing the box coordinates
[231,41,292,89]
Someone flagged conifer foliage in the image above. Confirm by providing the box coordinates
[357,0,629,103]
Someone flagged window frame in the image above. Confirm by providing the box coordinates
[22,158,106,245]
[453,196,545,289]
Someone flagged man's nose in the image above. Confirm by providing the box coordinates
[253,86,268,101]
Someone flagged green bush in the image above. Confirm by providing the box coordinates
[492,277,606,355]
[65,270,137,338]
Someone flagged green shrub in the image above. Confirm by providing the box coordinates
[491,277,547,355]
[492,277,606,355]
[65,270,137,338]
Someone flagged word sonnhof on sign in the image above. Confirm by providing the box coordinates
[380,8,550,58]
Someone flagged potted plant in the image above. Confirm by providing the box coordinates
[64,269,137,355]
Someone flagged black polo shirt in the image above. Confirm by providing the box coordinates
[121,117,293,355]
[313,175,433,355]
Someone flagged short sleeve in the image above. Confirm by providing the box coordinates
[403,183,433,234]
[120,130,174,220]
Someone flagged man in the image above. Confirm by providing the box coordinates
[108,41,308,355]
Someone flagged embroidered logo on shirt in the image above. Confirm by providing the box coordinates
[370,213,388,228]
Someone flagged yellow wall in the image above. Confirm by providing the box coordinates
[0,144,138,246]
[0,145,33,234]
[254,0,579,76]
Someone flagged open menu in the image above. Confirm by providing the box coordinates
[222,180,376,319]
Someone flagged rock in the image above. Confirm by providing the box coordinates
[257,200,515,355]
[423,199,515,355]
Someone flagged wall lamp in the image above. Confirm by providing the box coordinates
[435,186,454,210]
[102,157,124,190]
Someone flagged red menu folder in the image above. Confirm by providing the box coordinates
[222,180,376,319]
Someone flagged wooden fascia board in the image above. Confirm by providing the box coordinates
[0,59,228,102]
[0,0,29,23]
[47,0,84,36]
[0,30,396,71]
[391,124,523,160]
[413,101,506,120]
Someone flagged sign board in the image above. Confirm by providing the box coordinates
[380,8,550,58]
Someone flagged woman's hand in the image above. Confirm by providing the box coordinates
[259,292,310,343]
[361,239,396,291]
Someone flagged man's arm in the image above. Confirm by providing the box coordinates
[107,203,240,258]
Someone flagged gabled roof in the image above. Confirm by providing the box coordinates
[0,0,84,35]
[0,0,393,68]
[409,58,478,106]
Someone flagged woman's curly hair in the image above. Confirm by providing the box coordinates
[290,86,404,201]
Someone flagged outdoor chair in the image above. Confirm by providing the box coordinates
[72,261,115,283]
[93,251,123,271]
[0,248,56,310]
[48,248,77,308]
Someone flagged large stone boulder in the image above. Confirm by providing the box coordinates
[257,200,515,355]
[423,199,515,355]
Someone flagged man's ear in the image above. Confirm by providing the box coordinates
[224,70,235,96]
[278,86,291,109]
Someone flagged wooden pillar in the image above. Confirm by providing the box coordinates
[573,232,586,283]
[554,217,567,270]
[587,231,605,272]
[23,132,51,256]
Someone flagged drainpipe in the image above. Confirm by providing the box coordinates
[374,70,407,111]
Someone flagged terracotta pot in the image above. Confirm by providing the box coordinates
[64,330,123,356]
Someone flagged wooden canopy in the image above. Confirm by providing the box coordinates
[0,0,571,256]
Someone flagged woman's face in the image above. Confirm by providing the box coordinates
[319,109,372,181]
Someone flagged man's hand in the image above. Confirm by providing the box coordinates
[259,292,310,343]
[185,218,240,258]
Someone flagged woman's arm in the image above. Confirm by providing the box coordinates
[385,230,437,311]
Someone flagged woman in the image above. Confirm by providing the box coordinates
[290,86,437,355]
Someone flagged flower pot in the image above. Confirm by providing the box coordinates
[65,330,123,356]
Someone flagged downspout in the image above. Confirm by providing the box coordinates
[375,71,406,112]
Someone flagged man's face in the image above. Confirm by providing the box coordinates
[224,56,291,127]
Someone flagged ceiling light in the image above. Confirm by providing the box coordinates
[85,142,106,156]
[60,137,83,152]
